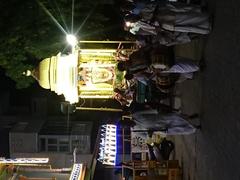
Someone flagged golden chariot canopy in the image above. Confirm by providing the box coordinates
[35,52,78,104]
[34,41,136,104]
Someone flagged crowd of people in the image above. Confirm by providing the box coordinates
[122,0,211,46]
[115,0,209,137]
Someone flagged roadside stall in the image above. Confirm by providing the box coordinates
[120,116,182,180]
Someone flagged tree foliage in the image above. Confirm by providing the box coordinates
[0,0,116,89]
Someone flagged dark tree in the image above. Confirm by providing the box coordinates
[0,0,122,89]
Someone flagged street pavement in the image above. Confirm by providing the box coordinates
[172,0,240,179]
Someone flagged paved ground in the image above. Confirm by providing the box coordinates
[173,0,240,179]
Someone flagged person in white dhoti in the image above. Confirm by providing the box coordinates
[133,1,211,35]
[131,109,199,135]
[123,57,199,87]
[125,20,197,45]
[157,12,211,35]
[153,30,193,46]
[159,57,200,82]
[153,3,211,35]
[128,55,198,88]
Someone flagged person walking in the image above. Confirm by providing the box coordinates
[124,108,200,135]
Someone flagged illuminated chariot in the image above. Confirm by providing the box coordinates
[31,40,136,104]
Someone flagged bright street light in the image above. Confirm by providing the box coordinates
[66,34,77,47]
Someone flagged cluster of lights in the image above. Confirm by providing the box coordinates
[0,158,49,164]
[69,163,83,180]
[98,124,117,166]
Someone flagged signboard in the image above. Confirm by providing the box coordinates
[69,163,83,180]
[131,131,148,153]
[98,124,117,166]
[0,158,49,164]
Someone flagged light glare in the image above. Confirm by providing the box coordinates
[125,21,132,27]
[66,34,77,47]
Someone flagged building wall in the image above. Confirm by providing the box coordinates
[11,153,93,168]
[38,135,91,153]
[9,132,38,154]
